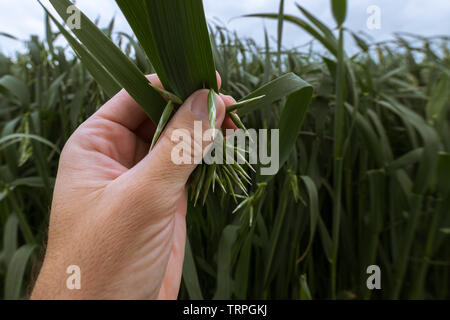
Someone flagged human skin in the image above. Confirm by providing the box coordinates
[31,73,236,300]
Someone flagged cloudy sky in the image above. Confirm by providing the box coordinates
[0,0,449,56]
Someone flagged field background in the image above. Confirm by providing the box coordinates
[0,1,449,299]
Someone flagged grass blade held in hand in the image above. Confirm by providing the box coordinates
[39,2,121,97]
[143,0,218,99]
[46,0,166,123]
[226,95,266,113]
[150,101,175,150]
[208,89,218,136]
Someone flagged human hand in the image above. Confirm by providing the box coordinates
[31,74,236,300]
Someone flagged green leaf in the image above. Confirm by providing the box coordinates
[0,32,19,41]
[40,4,122,97]
[236,73,312,116]
[208,89,218,135]
[234,228,254,299]
[45,13,55,56]
[297,176,319,263]
[120,0,218,100]
[345,103,385,167]
[317,215,333,262]
[229,113,247,132]
[226,95,265,113]
[437,152,450,193]
[299,274,313,300]
[182,235,204,300]
[330,27,347,299]
[379,97,440,194]
[149,84,183,105]
[213,225,239,300]
[1,215,19,267]
[241,74,312,181]
[426,74,449,127]
[296,4,338,48]
[276,80,313,174]
[4,244,36,300]
[351,32,369,52]
[231,72,313,186]
[0,133,60,155]
[44,73,66,109]
[117,32,152,74]
[150,101,174,150]
[331,0,347,27]
[366,170,386,282]
[115,0,170,87]
[262,179,290,286]
[277,0,285,72]
[0,75,29,107]
[263,26,272,84]
[45,0,166,123]
[244,14,337,56]
[11,177,56,189]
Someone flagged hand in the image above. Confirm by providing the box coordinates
[31,74,236,300]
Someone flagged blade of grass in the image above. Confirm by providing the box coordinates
[4,244,36,300]
[331,27,346,300]
[0,215,19,266]
[331,0,347,27]
[296,176,319,263]
[141,0,218,100]
[277,0,285,73]
[182,235,204,300]
[208,89,218,136]
[45,0,166,123]
[234,73,311,117]
[115,0,170,88]
[226,95,266,113]
[150,101,174,150]
[213,225,240,299]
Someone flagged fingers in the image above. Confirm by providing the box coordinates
[93,73,222,135]
[123,89,226,191]
[135,119,157,144]
[134,73,224,143]
[93,74,162,131]
[93,89,148,131]
[220,94,235,105]
[146,73,163,88]
[216,71,222,91]
[220,94,239,131]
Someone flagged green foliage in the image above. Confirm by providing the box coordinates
[331,0,347,27]
[0,0,449,300]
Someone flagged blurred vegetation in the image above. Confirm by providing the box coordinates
[0,3,449,299]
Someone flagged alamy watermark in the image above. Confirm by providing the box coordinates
[170,122,280,175]
[66,5,81,30]
[366,265,381,290]
[366,5,381,30]
[66,265,81,290]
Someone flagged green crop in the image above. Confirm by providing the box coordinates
[0,0,448,300]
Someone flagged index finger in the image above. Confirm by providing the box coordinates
[92,72,222,131]
[92,74,163,131]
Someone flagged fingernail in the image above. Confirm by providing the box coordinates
[190,91,224,122]
[220,93,234,101]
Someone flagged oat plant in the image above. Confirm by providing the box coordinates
[40,0,313,205]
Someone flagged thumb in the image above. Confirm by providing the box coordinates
[129,89,226,189]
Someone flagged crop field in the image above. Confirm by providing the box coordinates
[0,0,449,300]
